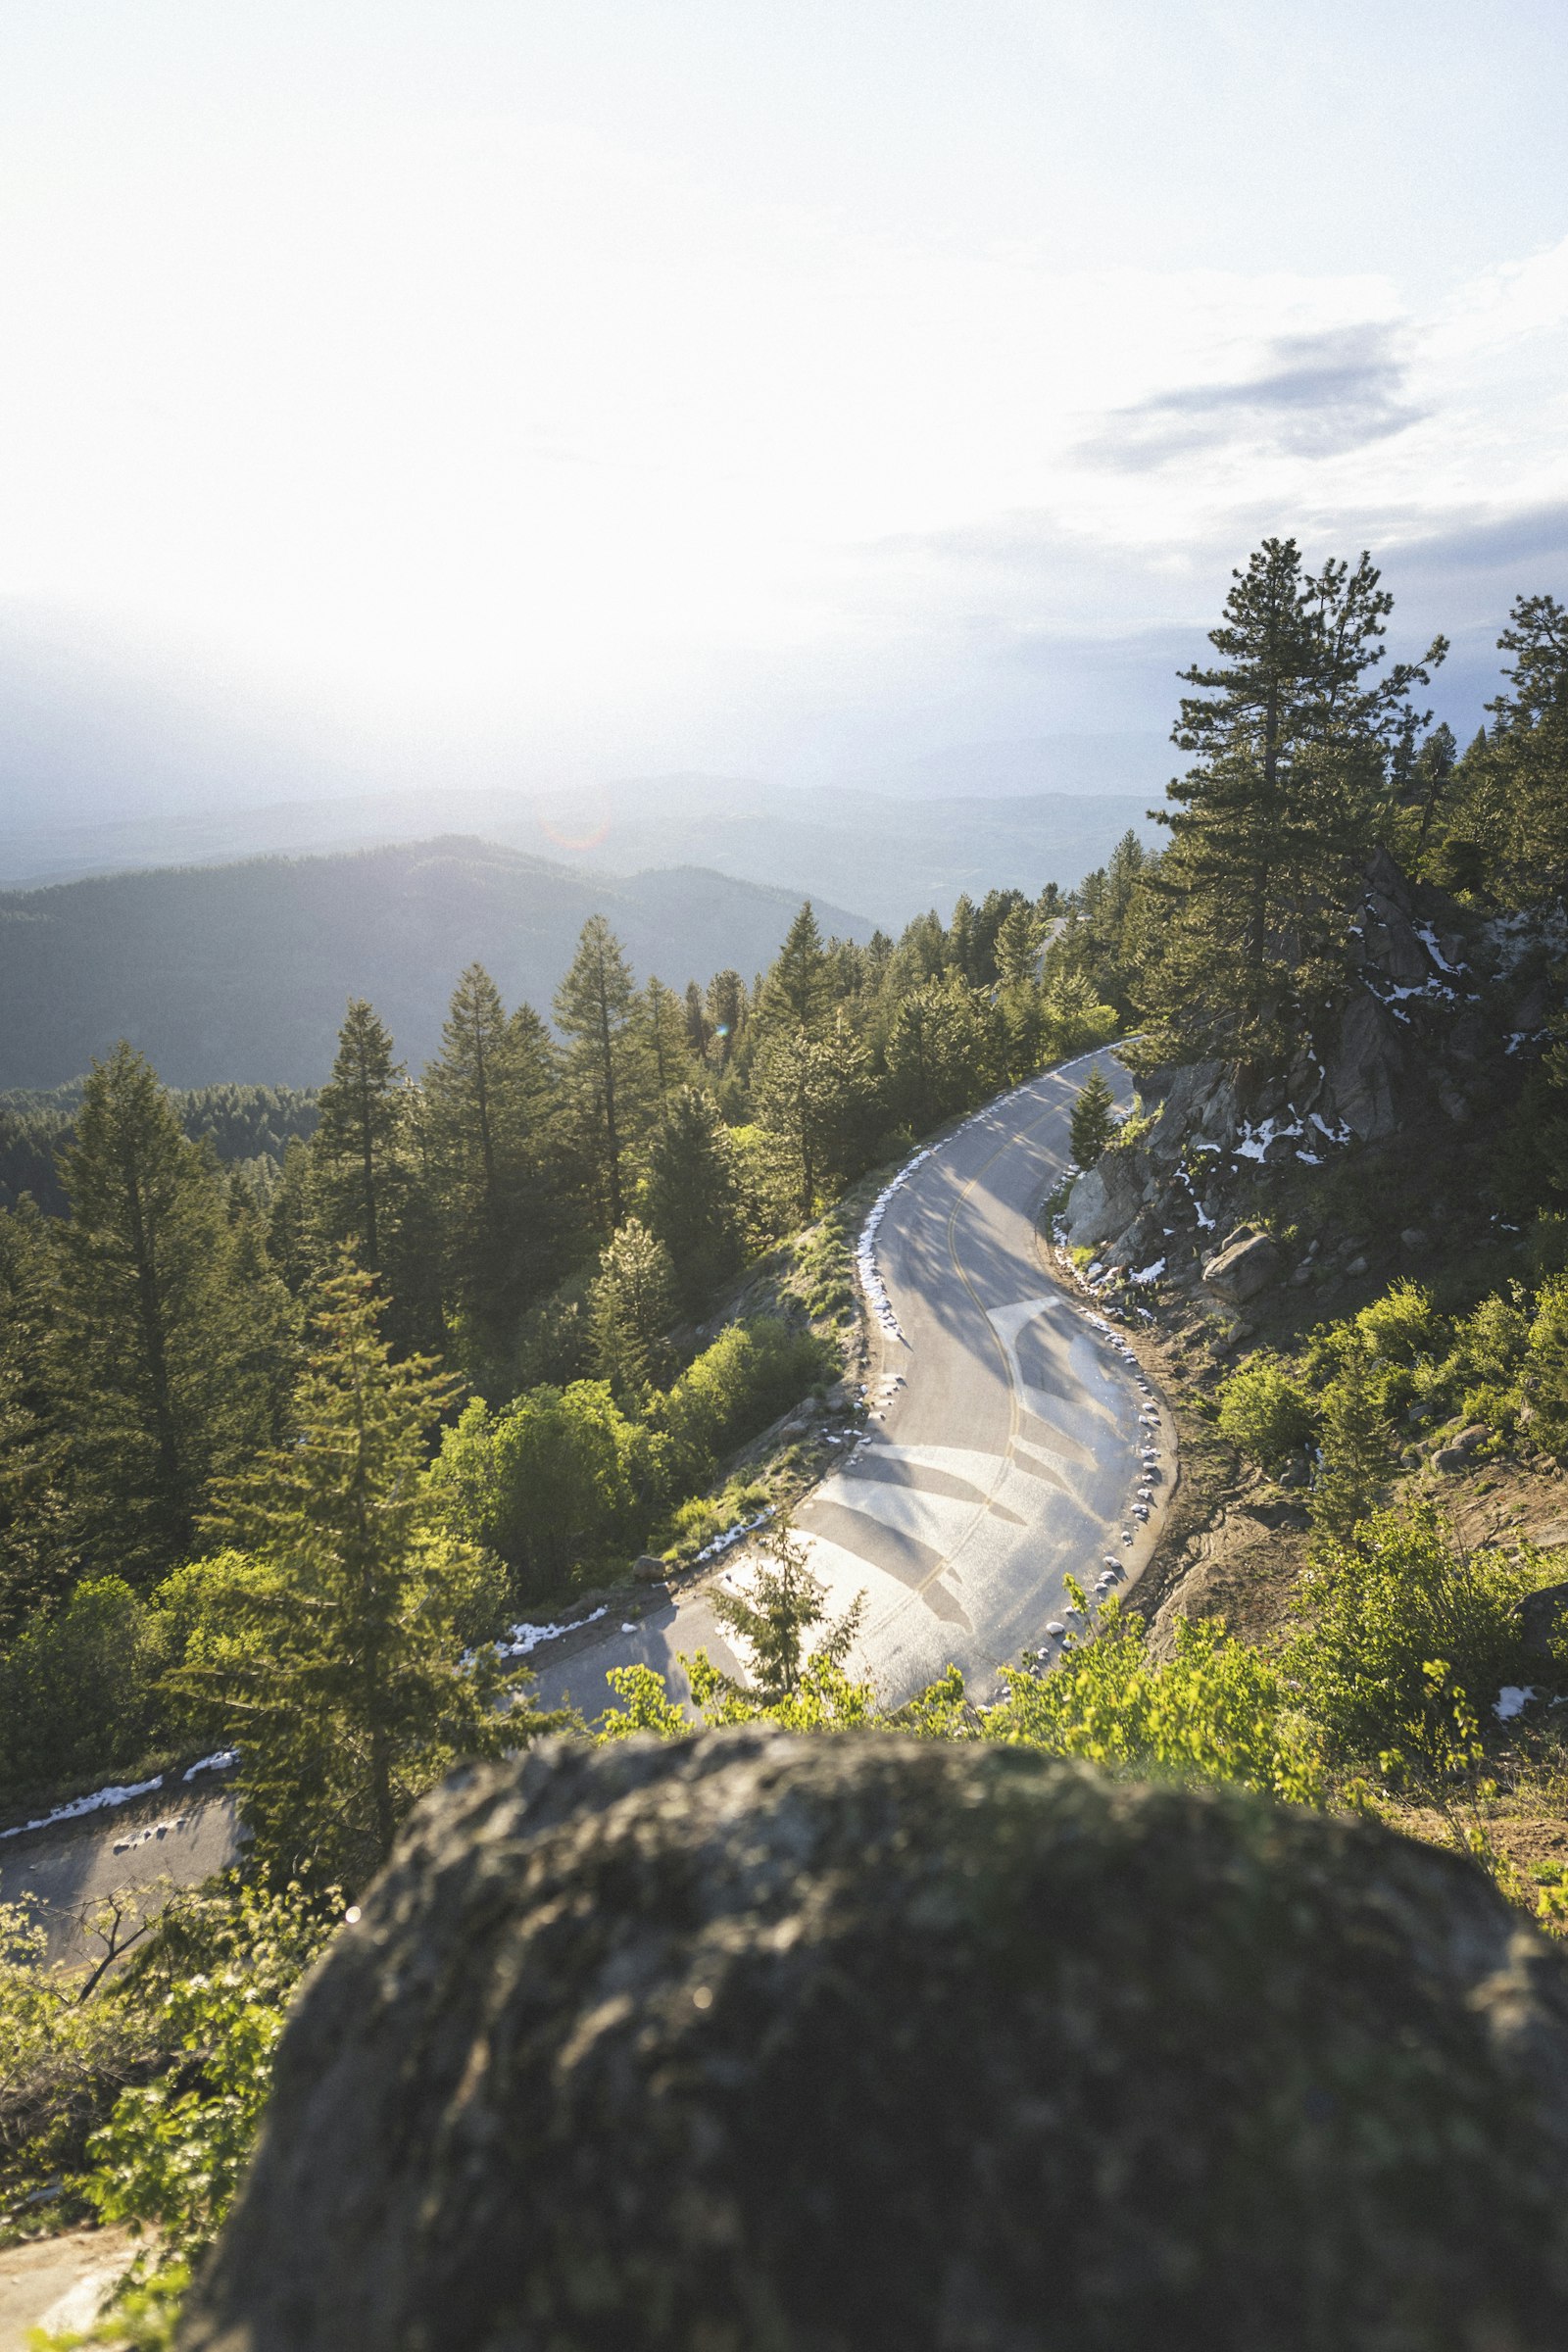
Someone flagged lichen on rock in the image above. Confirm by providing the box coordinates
[180,1732,1568,2352]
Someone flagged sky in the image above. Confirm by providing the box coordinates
[0,0,1566,820]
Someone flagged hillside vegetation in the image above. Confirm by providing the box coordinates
[4,535,1568,2344]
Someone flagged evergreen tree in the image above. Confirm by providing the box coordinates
[684,979,713,1062]
[757,903,831,1036]
[705,969,747,1070]
[588,1218,677,1402]
[1069,1068,1118,1167]
[1457,595,1568,902]
[1310,1347,1394,1542]
[0,1201,74,1633]
[177,1259,539,1891]
[754,1018,879,1220]
[1148,538,1446,1054]
[53,1045,293,1581]
[643,1086,746,1314]
[424,966,562,1358]
[312,999,407,1278]
[555,916,644,1232]
[709,1520,865,1703]
[642,976,692,1104]
[885,975,994,1132]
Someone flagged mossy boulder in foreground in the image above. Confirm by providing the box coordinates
[181,1732,1568,2351]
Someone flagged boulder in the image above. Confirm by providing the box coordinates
[630,1553,669,1584]
[1201,1228,1282,1303]
[180,1733,1568,2352]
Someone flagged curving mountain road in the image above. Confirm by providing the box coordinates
[535,1047,1176,1720]
[2,1052,1175,1946]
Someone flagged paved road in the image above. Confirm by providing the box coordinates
[0,1786,240,1963]
[536,1047,1176,1722]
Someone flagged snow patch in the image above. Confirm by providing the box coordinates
[1494,1685,1538,1723]
[495,1605,609,1661]
[1,1774,167,1842]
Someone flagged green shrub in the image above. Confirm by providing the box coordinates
[1354,1280,1446,1368]
[0,1578,170,1802]
[650,1318,834,1486]
[428,1381,647,1596]
[1284,1504,1537,1765]
[1434,1287,1529,1428]
[1216,1351,1316,1464]
[986,1599,1323,1802]
[1526,1273,1568,1455]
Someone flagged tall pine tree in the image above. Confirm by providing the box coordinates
[53,1044,293,1581]
[555,916,645,1233]
[1148,538,1445,1056]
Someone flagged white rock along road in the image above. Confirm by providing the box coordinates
[534,1047,1177,1721]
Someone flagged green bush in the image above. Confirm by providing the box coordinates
[988,1602,1324,1803]
[428,1382,646,1596]
[1354,1279,1446,1368]
[1526,1273,1568,1455]
[650,1318,834,1486]
[0,1578,170,1802]
[1284,1504,1536,1765]
[1216,1351,1316,1464]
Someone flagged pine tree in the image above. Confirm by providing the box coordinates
[588,1218,677,1402]
[424,966,562,1355]
[1148,538,1446,1054]
[1069,1068,1118,1167]
[643,1086,746,1314]
[684,979,713,1062]
[885,976,994,1132]
[1310,1346,1393,1541]
[642,977,692,1104]
[178,1258,542,1891]
[709,1520,865,1703]
[53,1044,293,1581]
[312,999,407,1277]
[0,1201,74,1633]
[1457,595,1568,901]
[555,916,645,1232]
[758,903,831,1036]
[753,1019,878,1219]
[705,970,748,1070]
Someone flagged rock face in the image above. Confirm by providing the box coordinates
[181,1733,1568,2352]
[1060,851,1550,1293]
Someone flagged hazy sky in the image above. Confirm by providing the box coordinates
[1,0,1566,811]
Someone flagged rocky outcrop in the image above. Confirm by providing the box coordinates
[1061,853,1546,1298]
[181,1732,1568,2352]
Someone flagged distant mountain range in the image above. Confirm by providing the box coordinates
[0,838,874,1091]
[0,775,1162,927]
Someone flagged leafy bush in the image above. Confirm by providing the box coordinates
[428,1381,646,1595]
[650,1318,834,1487]
[985,1598,1324,1802]
[1526,1273,1568,1454]
[0,1578,170,1802]
[1354,1279,1446,1368]
[1284,1504,1537,1764]
[1426,1288,1531,1434]
[1216,1352,1316,1464]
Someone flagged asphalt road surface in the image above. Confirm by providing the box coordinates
[535,1046,1176,1723]
[0,1785,241,1964]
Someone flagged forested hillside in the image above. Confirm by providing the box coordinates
[5,538,1568,2345]
[0,836,874,1089]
